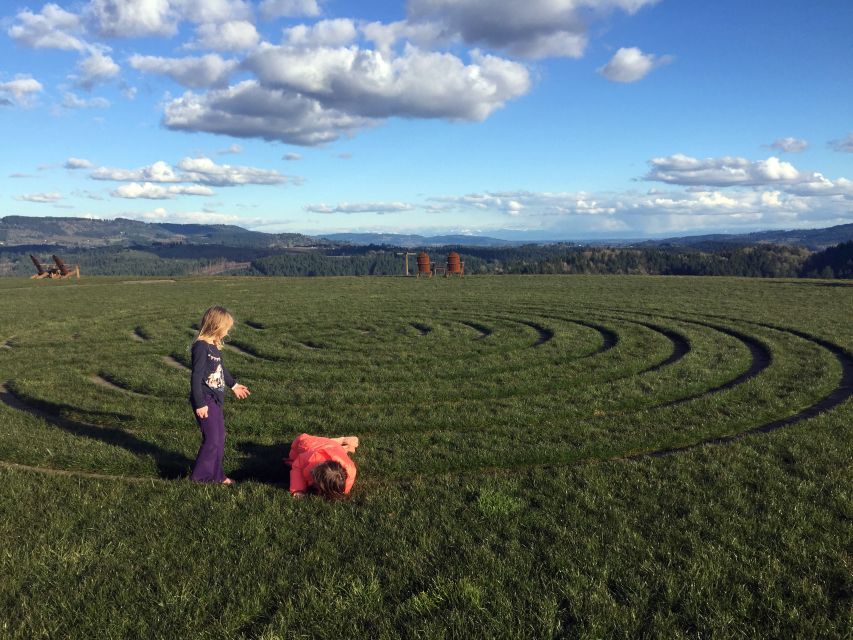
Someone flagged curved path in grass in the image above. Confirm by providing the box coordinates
[2,315,850,482]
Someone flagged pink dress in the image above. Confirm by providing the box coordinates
[285,433,357,494]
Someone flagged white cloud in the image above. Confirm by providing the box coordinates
[130,54,238,88]
[64,157,94,169]
[177,156,288,186]
[16,192,63,203]
[130,206,241,224]
[112,182,214,199]
[598,47,670,82]
[86,0,179,37]
[76,48,120,89]
[92,160,181,182]
[175,0,252,24]
[284,19,358,48]
[259,0,322,20]
[829,132,853,153]
[644,154,805,187]
[0,76,44,107]
[361,20,449,53]
[406,0,660,59]
[217,143,242,155]
[305,202,414,214]
[767,137,808,153]
[283,152,302,161]
[8,4,86,51]
[86,0,251,38]
[162,80,373,145]
[428,184,853,235]
[187,20,260,51]
[62,92,111,108]
[245,43,530,121]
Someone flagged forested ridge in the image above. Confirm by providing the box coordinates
[2,241,851,278]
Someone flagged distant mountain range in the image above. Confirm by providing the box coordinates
[2,215,852,251]
[0,215,318,249]
[319,232,527,247]
[637,223,853,251]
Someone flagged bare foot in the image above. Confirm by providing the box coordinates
[222,477,236,485]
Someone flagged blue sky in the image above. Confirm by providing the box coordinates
[1,0,851,239]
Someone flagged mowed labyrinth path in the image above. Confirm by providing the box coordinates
[0,275,850,485]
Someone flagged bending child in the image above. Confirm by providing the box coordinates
[285,433,359,499]
[190,305,251,484]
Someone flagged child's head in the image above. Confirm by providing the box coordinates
[195,305,234,348]
[311,461,348,500]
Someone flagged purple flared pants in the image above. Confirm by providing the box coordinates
[190,399,226,483]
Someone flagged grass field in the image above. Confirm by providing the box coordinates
[0,274,850,638]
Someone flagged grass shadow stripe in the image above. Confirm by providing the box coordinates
[89,373,149,398]
[163,354,190,372]
[0,381,191,479]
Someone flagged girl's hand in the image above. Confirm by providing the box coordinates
[231,383,251,399]
[195,406,209,419]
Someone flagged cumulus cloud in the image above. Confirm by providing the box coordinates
[91,160,181,182]
[305,202,414,214]
[187,20,260,51]
[767,137,808,153]
[62,92,111,108]
[91,156,290,187]
[259,0,322,20]
[162,80,373,145]
[129,206,241,224]
[8,4,86,50]
[828,132,853,153]
[75,48,120,88]
[0,76,44,107]
[429,183,853,235]
[111,182,214,199]
[218,143,242,155]
[130,54,238,88]
[283,19,358,47]
[245,43,530,120]
[644,154,805,187]
[598,47,670,82]
[16,192,63,203]
[177,156,287,185]
[361,20,450,53]
[85,0,251,38]
[406,0,660,59]
[86,0,178,37]
[64,157,94,169]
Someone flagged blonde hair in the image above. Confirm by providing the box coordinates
[311,461,348,501]
[194,305,234,348]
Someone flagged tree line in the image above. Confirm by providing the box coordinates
[1,241,851,279]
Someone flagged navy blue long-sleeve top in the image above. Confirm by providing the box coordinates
[190,340,236,409]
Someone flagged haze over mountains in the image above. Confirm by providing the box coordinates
[2,216,853,251]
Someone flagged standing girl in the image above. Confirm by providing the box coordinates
[190,305,250,484]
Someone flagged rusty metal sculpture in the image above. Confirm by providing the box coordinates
[30,254,80,280]
[445,251,464,277]
[416,252,433,278]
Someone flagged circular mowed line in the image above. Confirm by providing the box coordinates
[0,276,849,484]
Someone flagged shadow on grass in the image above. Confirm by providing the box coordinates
[0,381,192,479]
[229,440,290,487]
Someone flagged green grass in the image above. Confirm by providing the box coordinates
[0,275,850,638]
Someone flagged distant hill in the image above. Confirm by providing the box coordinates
[0,216,319,249]
[640,223,853,251]
[320,232,525,247]
[3,215,852,254]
